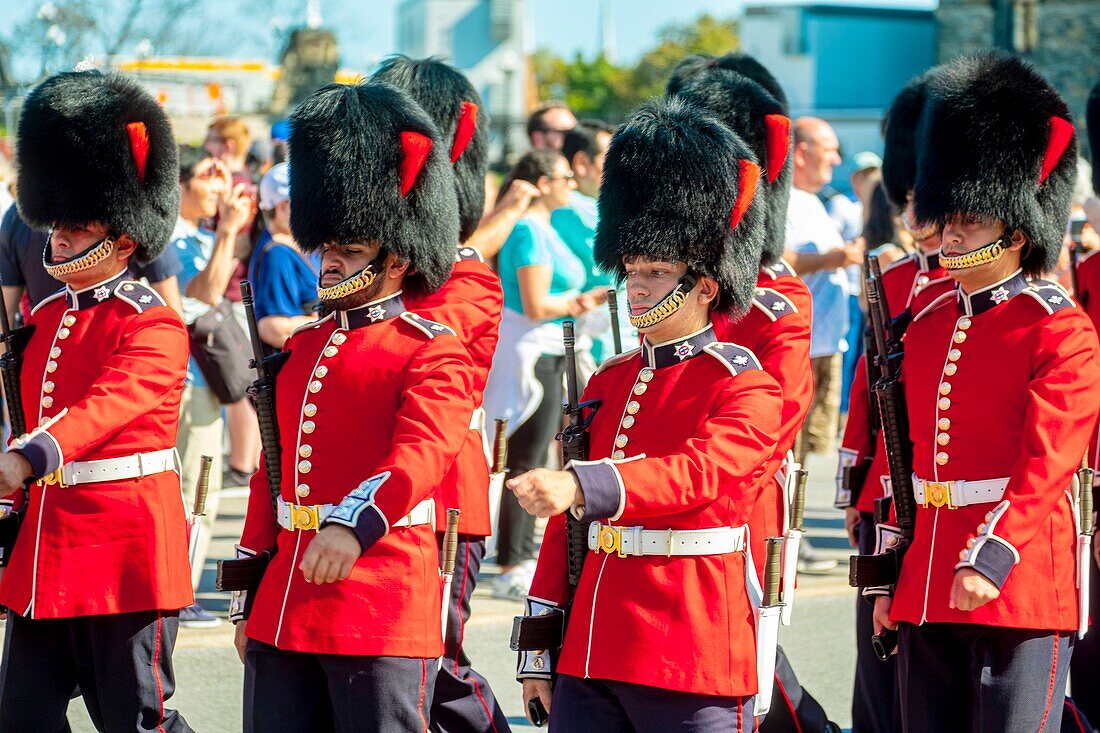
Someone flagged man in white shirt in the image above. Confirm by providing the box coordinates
[784,117,863,464]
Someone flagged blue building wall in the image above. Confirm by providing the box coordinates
[803,6,936,111]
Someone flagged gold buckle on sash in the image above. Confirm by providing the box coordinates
[290,504,321,531]
[594,525,626,557]
[923,481,955,510]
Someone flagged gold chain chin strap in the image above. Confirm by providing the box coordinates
[317,268,377,301]
[940,239,1006,271]
[628,284,689,329]
[43,238,115,278]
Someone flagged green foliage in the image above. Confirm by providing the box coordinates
[532,13,740,123]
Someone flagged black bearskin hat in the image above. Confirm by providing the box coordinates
[288,81,458,294]
[372,56,489,243]
[667,52,788,112]
[16,71,178,263]
[1088,81,1100,196]
[881,72,933,210]
[914,52,1077,277]
[595,97,766,317]
[675,68,791,265]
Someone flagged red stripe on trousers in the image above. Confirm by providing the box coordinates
[1038,634,1059,732]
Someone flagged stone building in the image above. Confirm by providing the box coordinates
[937,0,1100,157]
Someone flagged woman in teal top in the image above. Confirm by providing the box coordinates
[490,149,605,598]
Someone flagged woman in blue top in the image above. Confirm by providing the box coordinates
[488,149,606,598]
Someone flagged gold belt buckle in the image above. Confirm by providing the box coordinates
[290,504,321,531]
[595,525,626,558]
[924,481,955,510]
[38,467,65,488]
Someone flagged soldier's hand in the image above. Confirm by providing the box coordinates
[873,595,896,636]
[507,468,581,518]
[0,452,32,498]
[522,679,552,724]
[299,525,361,584]
[844,507,861,549]
[233,620,248,664]
[949,568,1000,611]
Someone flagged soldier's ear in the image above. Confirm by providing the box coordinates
[696,274,720,307]
[1008,229,1028,251]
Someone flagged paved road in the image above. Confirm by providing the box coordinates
[48,453,859,732]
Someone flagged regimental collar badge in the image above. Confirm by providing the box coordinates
[93,286,111,302]
[643,325,716,369]
[339,292,404,330]
[66,270,129,310]
[957,270,1028,316]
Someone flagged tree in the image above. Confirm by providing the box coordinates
[530,13,740,123]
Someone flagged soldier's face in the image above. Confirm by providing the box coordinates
[50,222,111,262]
[624,258,687,316]
[940,214,1005,257]
[904,194,939,250]
[320,241,381,288]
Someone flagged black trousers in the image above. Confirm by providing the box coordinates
[759,646,837,733]
[0,609,191,733]
[851,513,901,733]
[431,535,511,733]
[497,354,565,567]
[549,674,754,733]
[898,621,1073,733]
[243,639,436,733]
[1071,554,1100,724]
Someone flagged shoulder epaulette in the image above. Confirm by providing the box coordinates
[591,347,641,377]
[455,246,485,263]
[290,311,334,337]
[113,281,165,313]
[29,290,65,316]
[751,288,798,322]
[1023,283,1077,315]
[703,342,763,376]
[401,311,457,338]
[760,260,796,279]
[912,291,956,323]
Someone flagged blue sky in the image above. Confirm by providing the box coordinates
[6,0,936,73]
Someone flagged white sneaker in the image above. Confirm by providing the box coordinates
[492,559,537,601]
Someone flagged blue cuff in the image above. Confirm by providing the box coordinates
[570,463,623,521]
[14,431,61,480]
[321,473,390,553]
[959,536,1017,589]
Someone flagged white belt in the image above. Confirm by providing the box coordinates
[913,475,1009,508]
[277,497,435,532]
[58,449,178,486]
[469,407,485,432]
[587,522,747,557]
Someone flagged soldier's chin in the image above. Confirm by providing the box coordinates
[321,282,383,312]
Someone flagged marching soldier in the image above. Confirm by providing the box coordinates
[872,53,1100,731]
[230,81,476,732]
[835,70,952,733]
[507,97,783,731]
[371,55,510,733]
[0,71,193,731]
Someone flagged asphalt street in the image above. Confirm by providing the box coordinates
[43,452,859,733]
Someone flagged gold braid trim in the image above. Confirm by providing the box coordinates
[940,238,1006,271]
[43,238,115,278]
[317,267,377,301]
[628,283,689,329]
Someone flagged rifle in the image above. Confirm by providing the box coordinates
[214,281,288,593]
[0,285,33,565]
[560,320,601,587]
[607,288,622,356]
[848,257,916,592]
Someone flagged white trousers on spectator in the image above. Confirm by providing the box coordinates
[176,384,224,591]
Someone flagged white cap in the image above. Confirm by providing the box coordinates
[259,162,289,210]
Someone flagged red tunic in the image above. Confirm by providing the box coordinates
[1074,249,1100,469]
[890,272,1100,631]
[404,247,502,536]
[524,326,782,696]
[1,272,192,619]
[712,260,812,577]
[838,251,952,514]
[238,293,475,657]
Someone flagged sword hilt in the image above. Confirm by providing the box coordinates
[492,418,509,474]
[193,455,213,517]
[763,536,783,607]
[1080,455,1094,536]
[442,508,461,575]
[791,469,809,531]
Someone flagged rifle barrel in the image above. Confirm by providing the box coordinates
[563,320,580,412]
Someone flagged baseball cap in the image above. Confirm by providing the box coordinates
[853,151,883,172]
[259,162,289,210]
